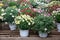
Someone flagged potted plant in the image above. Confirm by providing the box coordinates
[1,7,18,30]
[52,11,60,32]
[32,15,55,38]
[15,14,34,37]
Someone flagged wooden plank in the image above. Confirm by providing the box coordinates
[0,23,2,30]
[0,35,60,40]
[2,23,9,30]
[0,30,60,35]
[50,29,60,35]
[0,35,10,37]
[0,30,60,37]
[0,30,11,35]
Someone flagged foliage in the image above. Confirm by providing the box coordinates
[8,1,17,6]
[0,7,5,15]
[52,11,60,23]
[0,7,4,23]
[48,1,60,7]
[31,2,38,8]
[1,7,18,23]
[51,0,60,1]
[32,15,55,33]
[20,8,38,17]
[19,2,39,17]
[15,14,34,30]
[46,1,60,14]
[30,0,48,8]
[19,2,30,10]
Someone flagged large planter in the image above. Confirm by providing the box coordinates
[19,30,29,37]
[9,24,16,30]
[56,23,60,32]
[39,31,48,38]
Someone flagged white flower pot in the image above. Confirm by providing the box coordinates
[19,30,29,37]
[39,31,48,38]
[9,24,16,30]
[56,23,60,32]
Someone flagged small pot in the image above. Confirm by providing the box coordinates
[39,31,48,38]
[19,30,29,37]
[56,23,60,32]
[9,24,16,30]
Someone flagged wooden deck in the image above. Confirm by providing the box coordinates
[0,24,60,40]
[0,30,60,40]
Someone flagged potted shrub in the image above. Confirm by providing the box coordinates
[15,14,34,37]
[52,11,60,32]
[1,7,18,30]
[55,12,60,32]
[32,15,55,38]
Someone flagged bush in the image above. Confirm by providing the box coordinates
[32,15,55,33]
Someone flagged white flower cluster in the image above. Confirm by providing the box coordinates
[52,10,60,16]
[15,14,34,25]
[33,0,48,8]
[1,9,4,12]
[1,9,15,18]
[1,13,6,16]
[44,28,47,31]
[0,16,3,20]
[0,8,5,20]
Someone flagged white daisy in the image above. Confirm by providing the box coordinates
[12,15,14,18]
[11,10,13,12]
[1,9,4,12]
[44,28,47,31]
[10,13,12,15]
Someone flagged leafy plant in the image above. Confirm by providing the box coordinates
[2,0,8,4]
[30,0,48,8]
[32,15,55,33]
[51,0,60,1]
[0,7,4,23]
[0,7,5,15]
[52,11,60,23]
[8,1,17,6]
[55,14,60,23]
[20,8,38,17]
[19,3,30,10]
[31,2,38,8]
[2,7,18,24]
[15,14,34,30]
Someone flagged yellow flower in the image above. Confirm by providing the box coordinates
[15,21,20,24]
[15,14,34,25]
[0,3,4,7]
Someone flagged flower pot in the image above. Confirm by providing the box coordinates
[39,31,48,38]
[56,23,60,32]
[19,30,29,37]
[9,24,16,30]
